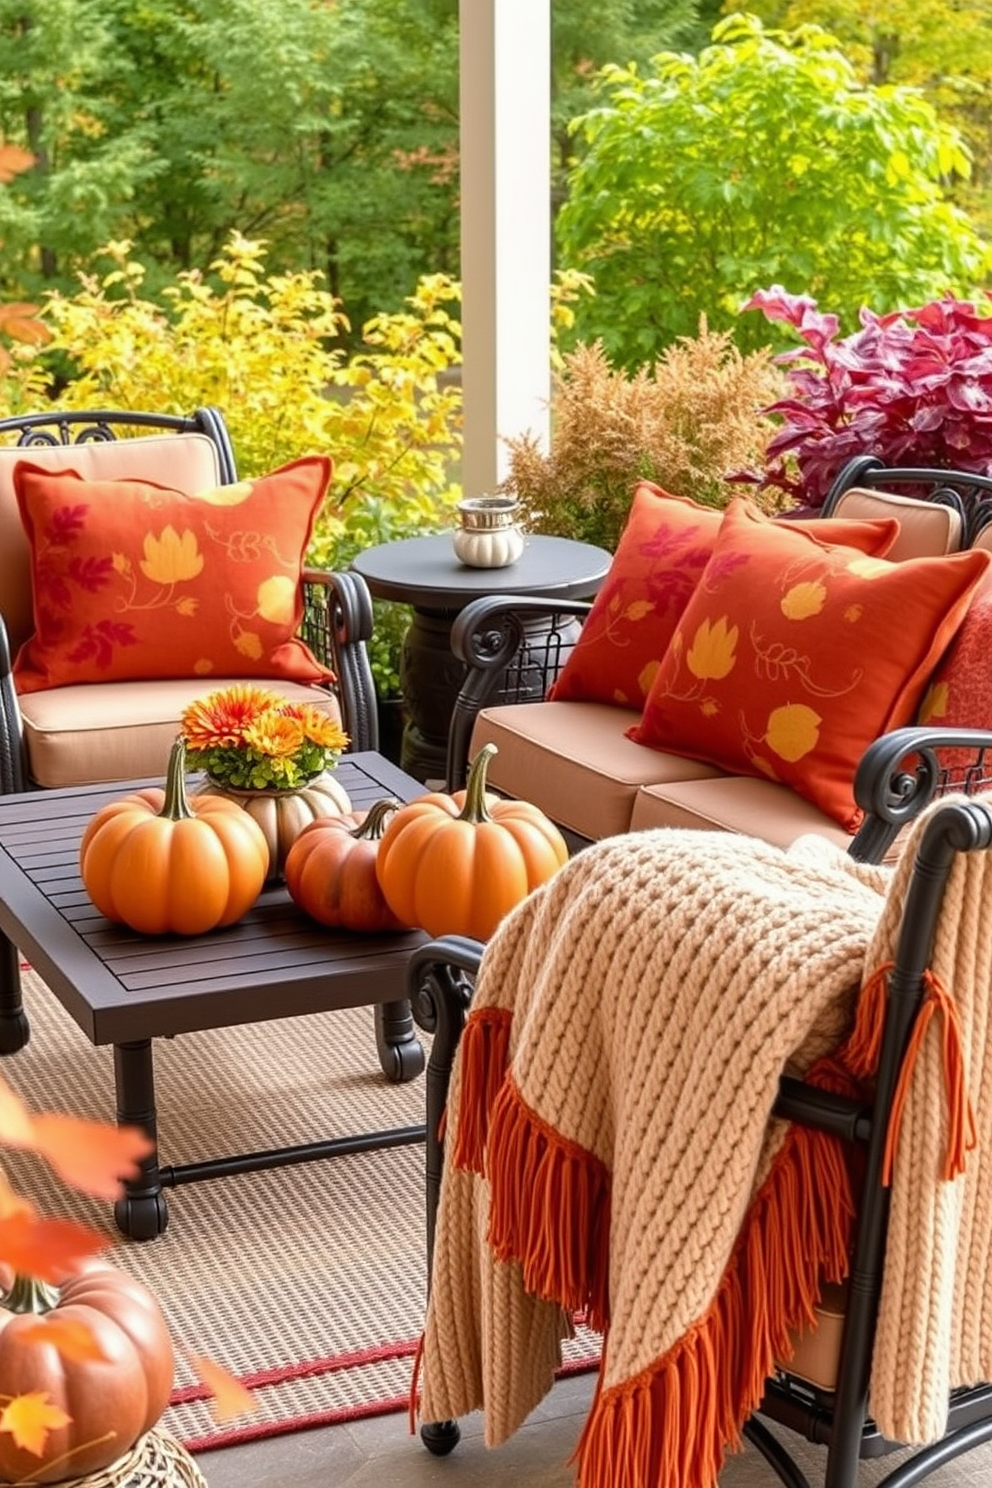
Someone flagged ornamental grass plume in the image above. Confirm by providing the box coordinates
[501,323,787,551]
[180,683,349,790]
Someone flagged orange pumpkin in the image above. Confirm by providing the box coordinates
[375,744,568,940]
[0,1265,174,1483]
[79,738,269,935]
[285,799,411,932]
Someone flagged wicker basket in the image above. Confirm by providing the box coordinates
[33,1429,207,1488]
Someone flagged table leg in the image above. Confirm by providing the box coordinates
[0,932,29,1054]
[113,1040,169,1241]
[374,1000,425,1084]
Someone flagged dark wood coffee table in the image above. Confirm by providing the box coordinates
[0,752,428,1241]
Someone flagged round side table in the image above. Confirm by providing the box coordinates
[351,533,611,782]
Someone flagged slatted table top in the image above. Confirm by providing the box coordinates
[0,752,427,1045]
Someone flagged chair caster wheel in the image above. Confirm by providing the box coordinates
[421,1419,461,1455]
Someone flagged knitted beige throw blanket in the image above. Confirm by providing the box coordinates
[415,812,992,1488]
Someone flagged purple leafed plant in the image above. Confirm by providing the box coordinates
[742,286,992,509]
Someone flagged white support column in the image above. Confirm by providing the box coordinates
[459,0,551,496]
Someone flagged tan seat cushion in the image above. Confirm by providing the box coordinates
[831,486,962,560]
[629,774,855,852]
[470,701,727,840]
[0,432,224,656]
[19,677,342,789]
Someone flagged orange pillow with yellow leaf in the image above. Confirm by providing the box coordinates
[628,499,990,830]
[12,457,333,694]
[548,482,901,710]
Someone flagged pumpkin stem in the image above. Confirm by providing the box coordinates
[458,744,498,825]
[1,1274,59,1314]
[355,799,401,840]
[161,737,196,821]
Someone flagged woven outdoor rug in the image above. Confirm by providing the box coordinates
[0,965,599,1454]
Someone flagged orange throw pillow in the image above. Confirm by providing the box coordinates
[13,457,334,694]
[628,498,990,830]
[548,482,901,710]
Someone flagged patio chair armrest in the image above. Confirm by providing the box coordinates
[446,595,594,790]
[301,568,379,754]
[851,725,992,863]
[0,616,29,795]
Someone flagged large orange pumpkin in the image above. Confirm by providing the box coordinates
[0,1265,174,1483]
[79,738,269,935]
[375,744,568,940]
[284,799,411,932]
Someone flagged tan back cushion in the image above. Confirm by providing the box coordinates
[0,432,223,654]
[832,486,963,561]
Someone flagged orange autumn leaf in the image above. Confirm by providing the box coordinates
[0,302,50,346]
[0,1391,70,1456]
[0,1206,105,1284]
[0,1076,152,1200]
[0,1082,35,1149]
[0,144,35,184]
[30,1113,152,1201]
[18,1315,110,1364]
[188,1354,257,1422]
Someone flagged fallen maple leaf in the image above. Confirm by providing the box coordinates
[0,1207,105,1283]
[188,1354,257,1422]
[30,1113,152,1201]
[0,1391,70,1456]
[0,1075,152,1201]
[0,1081,35,1149]
[0,302,50,346]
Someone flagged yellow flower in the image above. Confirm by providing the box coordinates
[686,616,738,681]
[175,597,199,617]
[780,580,826,620]
[765,703,821,762]
[140,526,203,584]
[181,683,283,748]
[243,712,305,759]
[281,703,349,752]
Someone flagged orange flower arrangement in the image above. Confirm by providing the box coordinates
[181,684,349,790]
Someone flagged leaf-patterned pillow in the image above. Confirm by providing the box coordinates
[12,457,333,694]
[628,498,990,830]
[549,483,901,710]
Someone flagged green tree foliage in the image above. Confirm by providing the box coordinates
[557,13,992,367]
[731,0,992,231]
[0,0,700,335]
[0,0,462,333]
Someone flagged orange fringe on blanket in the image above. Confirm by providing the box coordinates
[450,1007,512,1173]
[485,1075,612,1333]
[473,1052,861,1488]
[434,953,975,1488]
[572,1095,859,1488]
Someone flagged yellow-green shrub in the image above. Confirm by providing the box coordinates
[0,235,463,698]
[0,234,463,570]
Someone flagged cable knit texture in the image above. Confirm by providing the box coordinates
[415,810,992,1487]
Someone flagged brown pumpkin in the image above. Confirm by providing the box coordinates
[79,738,269,935]
[375,744,568,940]
[0,1265,174,1483]
[196,771,353,882]
[284,799,411,932]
